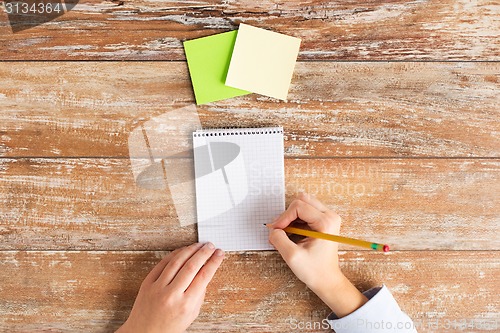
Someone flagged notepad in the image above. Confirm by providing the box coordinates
[193,127,285,251]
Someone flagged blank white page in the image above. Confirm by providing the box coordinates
[193,127,284,251]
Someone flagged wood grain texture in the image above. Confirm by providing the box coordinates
[0,251,498,333]
[1,1,499,330]
[1,61,499,158]
[1,158,498,250]
[0,0,499,60]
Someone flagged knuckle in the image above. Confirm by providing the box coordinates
[325,210,341,224]
[289,199,302,211]
[197,267,210,281]
[320,214,341,233]
[285,251,302,267]
[169,257,185,270]
[184,261,200,274]
[297,192,308,201]
[163,294,177,309]
[319,213,331,223]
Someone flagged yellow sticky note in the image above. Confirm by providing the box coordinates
[225,24,301,101]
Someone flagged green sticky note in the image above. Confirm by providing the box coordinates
[184,31,251,105]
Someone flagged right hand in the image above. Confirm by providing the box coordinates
[268,193,368,318]
[268,192,343,291]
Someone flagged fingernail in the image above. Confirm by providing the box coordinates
[206,242,215,249]
[215,249,225,257]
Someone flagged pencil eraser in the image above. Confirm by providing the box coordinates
[383,244,390,252]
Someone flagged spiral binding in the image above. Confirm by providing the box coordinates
[193,127,283,137]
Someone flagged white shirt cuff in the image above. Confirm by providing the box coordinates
[327,285,417,332]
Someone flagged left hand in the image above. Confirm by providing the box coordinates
[116,242,225,333]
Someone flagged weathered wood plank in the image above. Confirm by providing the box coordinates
[1,158,498,250]
[0,251,498,332]
[0,0,499,60]
[1,62,498,158]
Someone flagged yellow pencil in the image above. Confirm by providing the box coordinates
[266,225,390,252]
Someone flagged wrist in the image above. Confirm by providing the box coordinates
[312,274,368,318]
[307,266,344,296]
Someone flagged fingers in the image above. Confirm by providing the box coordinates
[271,193,340,233]
[143,246,185,285]
[300,192,342,232]
[271,197,328,232]
[168,242,218,292]
[297,192,328,212]
[268,228,298,263]
[185,249,225,297]
[156,242,205,286]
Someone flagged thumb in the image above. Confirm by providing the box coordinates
[269,229,297,263]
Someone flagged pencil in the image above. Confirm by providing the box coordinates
[265,224,390,252]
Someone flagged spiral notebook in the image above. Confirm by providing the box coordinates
[193,127,285,251]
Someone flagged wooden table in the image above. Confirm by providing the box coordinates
[1,1,499,332]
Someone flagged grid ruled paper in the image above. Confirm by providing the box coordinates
[193,127,284,251]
